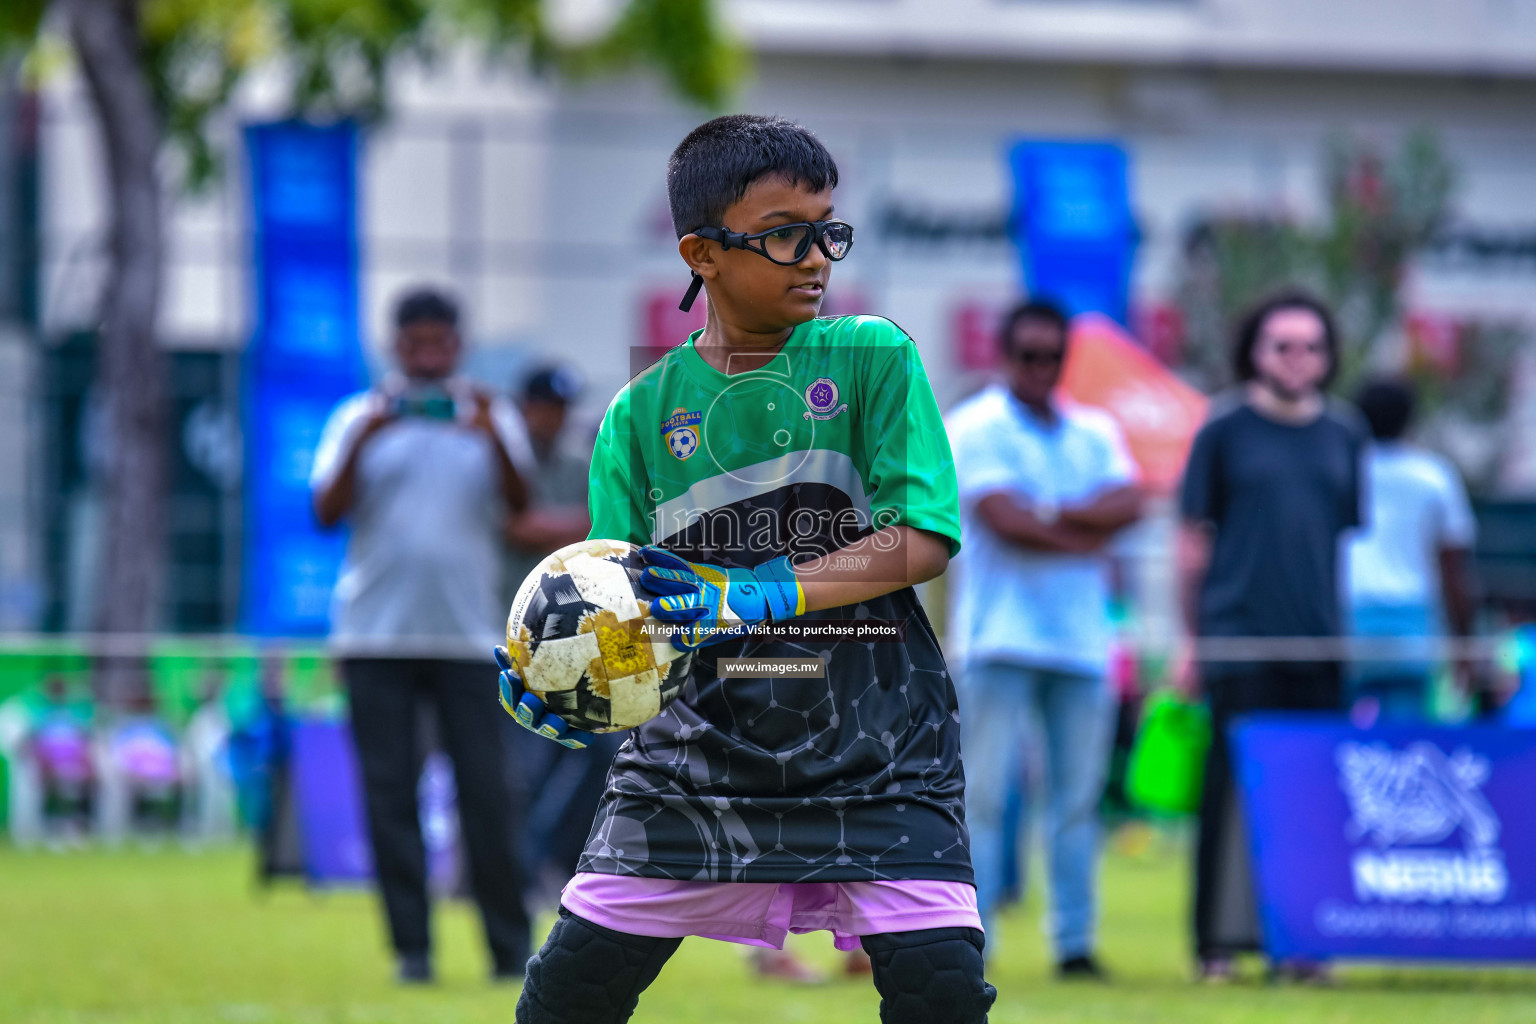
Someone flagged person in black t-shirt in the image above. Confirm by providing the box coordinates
[1176,290,1364,982]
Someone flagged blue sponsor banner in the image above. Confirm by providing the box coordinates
[1234,717,1536,962]
[1007,140,1133,324]
[243,122,364,635]
[290,718,460,888]
[291,718,373,884]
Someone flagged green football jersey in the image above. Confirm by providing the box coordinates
[579,314,971,884]
[589,314,960,557]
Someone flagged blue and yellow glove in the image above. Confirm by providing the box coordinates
[493,646,589,750]
[637,546,806,651]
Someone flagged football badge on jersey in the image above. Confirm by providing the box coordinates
[661,406,702,460]
[802,377,848,421]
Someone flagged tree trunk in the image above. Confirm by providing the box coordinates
[66,0,165,707]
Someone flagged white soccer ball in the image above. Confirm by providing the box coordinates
[503,539,692,732]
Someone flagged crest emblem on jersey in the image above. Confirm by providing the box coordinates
[661,407,702,460]
[802,377,848,421]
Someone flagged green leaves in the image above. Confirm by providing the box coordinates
[11,0,737,192]
[558,0,739,109]
[277,0,437,118]
[1178,130,1460,393]
[0,0,47,51]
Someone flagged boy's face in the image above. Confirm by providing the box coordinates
[681,176,835,338]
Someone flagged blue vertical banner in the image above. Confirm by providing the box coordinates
[244,122,364,635]
[1008,140,1134,324]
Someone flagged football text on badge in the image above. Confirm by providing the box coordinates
[662,406,703,460]
[802,377,848,421]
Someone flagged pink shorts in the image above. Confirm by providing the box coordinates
[560,873,981,952]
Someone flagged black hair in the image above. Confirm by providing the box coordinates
[394,287,459,330]
[1231,288,1340,387]
[998,299,1070,357]
[1355,378,1417,441]
[667,114,839,238]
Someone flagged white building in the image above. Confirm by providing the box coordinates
[36,0,1536,383]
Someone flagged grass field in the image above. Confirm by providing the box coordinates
[2,836,1533,1024]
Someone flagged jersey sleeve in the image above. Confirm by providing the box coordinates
[309,392,371,492]
[856,322,962,556]
[1434,457,1478,549]
[490,396,536,474]
[1341,419,1366,530]
[587,394,652,546]
[948,405,1017,509]
[1179,417,1224,525]
[1087,409,1138,492]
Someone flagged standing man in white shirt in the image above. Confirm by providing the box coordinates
[1347,379,1477,720]
[310,288,534,984]
[947,300,1143,979]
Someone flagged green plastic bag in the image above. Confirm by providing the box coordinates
[1126,689,1211,817]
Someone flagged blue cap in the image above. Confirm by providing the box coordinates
[523,366,582,405]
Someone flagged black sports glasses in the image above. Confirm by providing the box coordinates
[678,220,855,312]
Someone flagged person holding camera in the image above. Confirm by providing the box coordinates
[310,287,533,984]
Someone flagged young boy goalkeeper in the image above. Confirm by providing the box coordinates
[497,114,994,1024]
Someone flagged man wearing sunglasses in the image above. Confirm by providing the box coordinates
[946,299,1143,979]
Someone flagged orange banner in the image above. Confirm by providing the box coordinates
[1060,314,1208,493]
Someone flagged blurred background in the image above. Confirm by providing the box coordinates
[6,0,1536,638]
[3,0,1536,1019]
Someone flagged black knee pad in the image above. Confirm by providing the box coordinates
[862,927,997,1024]
[516,908,681,1024]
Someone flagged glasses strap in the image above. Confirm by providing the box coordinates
[696,226,740,249]
[679,272,705,313]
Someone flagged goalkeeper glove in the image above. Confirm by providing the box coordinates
[637,545,805,651]
[493,646,590,749]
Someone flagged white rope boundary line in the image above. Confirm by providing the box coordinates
[0,634,492,660]
[0,633,1515,663]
